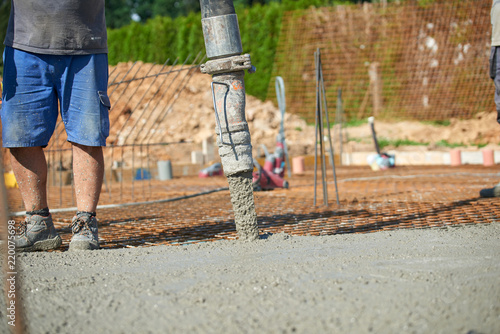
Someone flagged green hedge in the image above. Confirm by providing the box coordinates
[106,1,361,100]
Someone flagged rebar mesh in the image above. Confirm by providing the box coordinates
[7,165,500,250]
[268,0,492,123]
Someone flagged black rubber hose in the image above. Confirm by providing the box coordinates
[200,0,236,18]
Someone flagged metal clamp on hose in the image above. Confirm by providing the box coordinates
[201,54,256,75]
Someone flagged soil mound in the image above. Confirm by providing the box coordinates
[2,63,499,170]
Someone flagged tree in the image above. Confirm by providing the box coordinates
[106,0,369,28]
[106,0,135,29]
[234,0,280,6]
[133,0,200,22]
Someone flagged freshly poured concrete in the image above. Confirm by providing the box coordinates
[1,222,499,333]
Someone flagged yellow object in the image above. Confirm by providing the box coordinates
[4,171,18,189]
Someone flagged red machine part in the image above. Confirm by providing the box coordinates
[252,159,288,191]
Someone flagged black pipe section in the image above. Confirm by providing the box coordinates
[368,117,381,155]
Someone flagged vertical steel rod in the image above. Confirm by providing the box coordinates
[313,51,320,206]
[318,59,328,206]
[320,64,340,206]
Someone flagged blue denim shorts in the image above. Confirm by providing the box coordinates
[1,46,110,148]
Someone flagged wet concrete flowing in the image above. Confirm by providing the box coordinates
[227,171,259,241]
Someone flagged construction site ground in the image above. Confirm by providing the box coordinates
[2,162,500,333]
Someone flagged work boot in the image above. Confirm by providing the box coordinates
[69,214,99,251]
[479,183,500,198]
[16,214,62,252]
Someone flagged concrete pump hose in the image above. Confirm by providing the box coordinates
[200,0,236,18]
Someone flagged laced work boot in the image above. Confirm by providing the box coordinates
[69,214,99,251]
[15,214,62,252]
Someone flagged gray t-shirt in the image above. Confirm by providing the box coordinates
[493,0,500,46]
[4,0,107,55]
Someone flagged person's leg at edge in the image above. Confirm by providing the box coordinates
[480,45,500,197]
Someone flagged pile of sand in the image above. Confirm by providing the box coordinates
[105,63,317,164]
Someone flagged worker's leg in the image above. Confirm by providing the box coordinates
[480,46,500,197]
[72,143,104,213]
[493,46,500,124]
[9,147,48,212]
[58,53,110,250]
[1,47,62,251]
[2,48,58,210]
[68,143,104,251]
[9,147,62,251]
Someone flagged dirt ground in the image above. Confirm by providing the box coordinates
[107,63,500,168]
[2,65,500,169]
[105,63,500,164]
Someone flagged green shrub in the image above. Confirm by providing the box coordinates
[435,140,465,148]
